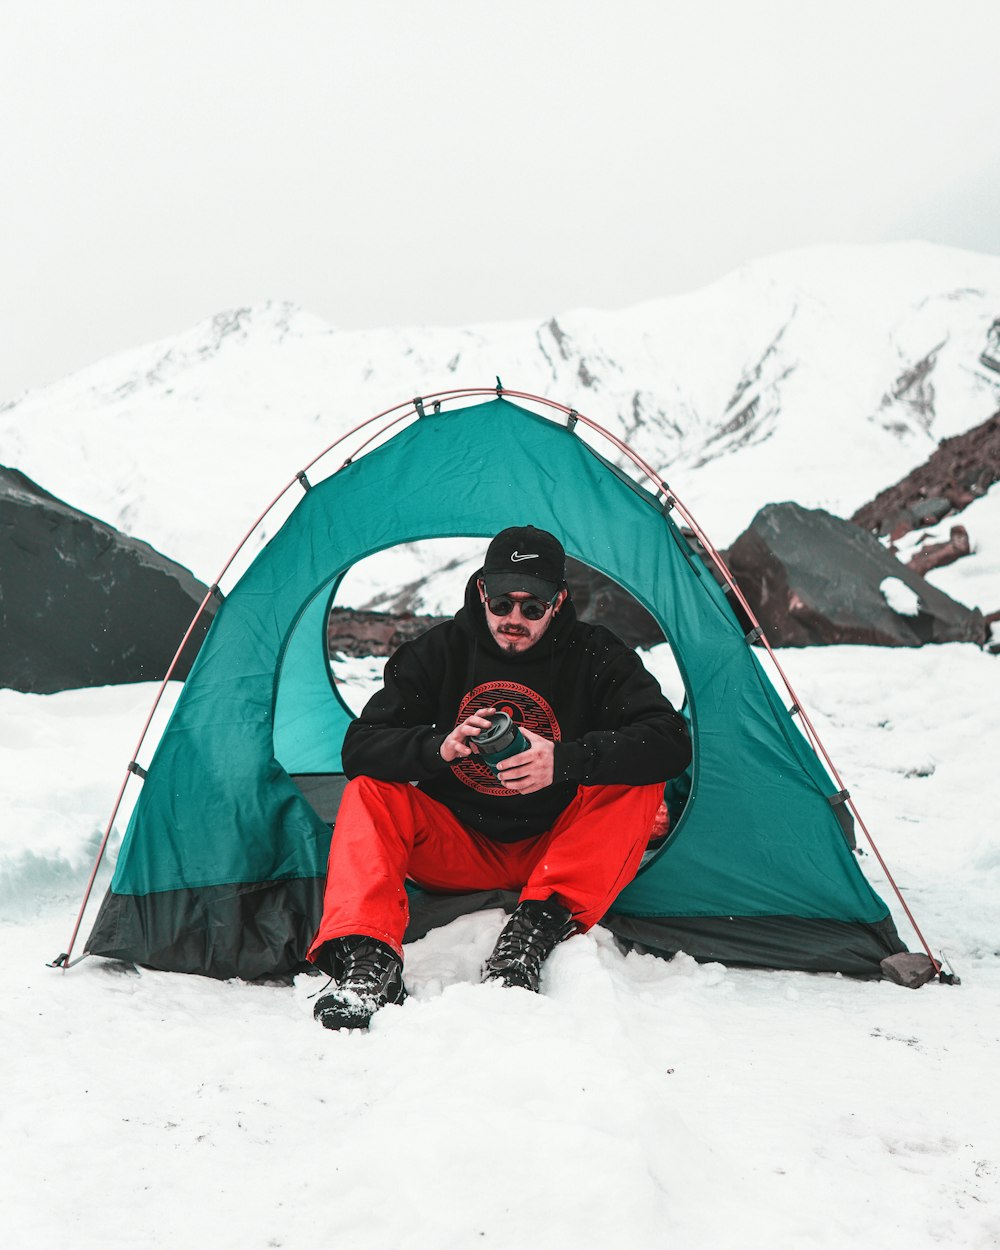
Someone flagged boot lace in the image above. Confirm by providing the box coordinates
[490,919,556,969]
[340,939,397,992]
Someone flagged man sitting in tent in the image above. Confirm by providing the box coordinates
[308,525,692,1029]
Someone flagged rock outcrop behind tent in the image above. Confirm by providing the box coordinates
[0,467,214,694]
[850,409,1000,540]
[329,557,665,656]
[725,502,987,647]
[327,607,450,659]
[563,557,665,649]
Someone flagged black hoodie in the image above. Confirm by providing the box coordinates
[341,572,692,842]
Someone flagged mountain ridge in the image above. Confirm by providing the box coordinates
[3,241,998,588]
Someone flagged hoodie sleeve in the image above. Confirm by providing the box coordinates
[340,640,452,782]
[551,638,691,786]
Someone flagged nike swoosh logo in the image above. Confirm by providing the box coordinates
[510,552,539,561]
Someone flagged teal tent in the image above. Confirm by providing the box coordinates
[86,394,908,979]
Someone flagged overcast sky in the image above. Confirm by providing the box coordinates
[3,0,1000,402]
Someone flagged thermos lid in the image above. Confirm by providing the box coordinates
[475,711,516,754]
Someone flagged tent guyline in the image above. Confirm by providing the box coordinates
[54,386,947,984]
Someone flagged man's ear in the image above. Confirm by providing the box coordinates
[553,588,568,613]
[477,577,487,602]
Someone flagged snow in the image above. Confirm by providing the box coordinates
[3,244,1000,1246]
[880,577,922,617]
[0,683,180,920]
[3,648,999,1247]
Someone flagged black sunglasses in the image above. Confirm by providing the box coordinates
[486,593,555,622]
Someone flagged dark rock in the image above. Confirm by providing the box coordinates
[906,525,971,577]
[0,466,214,693]
[724,502,986,647]
[880,952,939,989]
[851,409,1000,539]
[898,496,953,532]
[328,607,449,659]
[563,557,664,649]
[327,559,665,659]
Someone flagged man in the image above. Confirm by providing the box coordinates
[308,525,692,1029]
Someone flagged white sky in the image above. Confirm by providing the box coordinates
[3,0,1000,402]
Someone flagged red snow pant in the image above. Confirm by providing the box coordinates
[308,777,664,960]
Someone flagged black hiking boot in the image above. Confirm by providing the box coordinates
[482,898,575,992]
[312,935,406,1031]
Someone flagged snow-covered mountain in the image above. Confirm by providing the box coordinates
[3,241,999,604]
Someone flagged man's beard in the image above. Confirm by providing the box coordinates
[497,625,529,652]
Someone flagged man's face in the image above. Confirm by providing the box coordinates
[478,581,567,654]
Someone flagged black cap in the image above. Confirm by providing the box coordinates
[482,526,566,599]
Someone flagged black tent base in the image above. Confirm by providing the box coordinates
[405,888,907,979]
[607,911,906,979]
[86,878,326,982]
[86,876,908,983]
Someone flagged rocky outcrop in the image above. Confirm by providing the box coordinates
[327,558,664,659]
[562,557,664,649]
[327,608,449,659]
[851,409,1000,541]
[906,525,971,577]
[846,408,999,621]
[0,467,214,693]
[724,503,986,648]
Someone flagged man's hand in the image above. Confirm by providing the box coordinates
[440,708,497,763]
[495,727,554,794]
